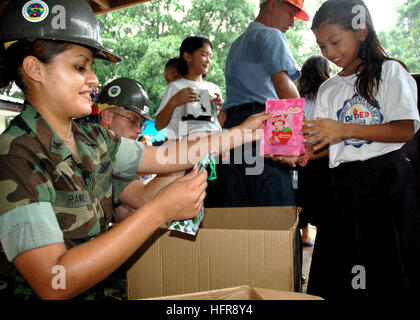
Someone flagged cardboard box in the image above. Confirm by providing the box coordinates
[127,206,301,300]
[142,285,323,300]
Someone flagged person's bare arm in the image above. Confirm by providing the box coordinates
[139,111,272,175]
[117,171,184,213]
[304,119,414,151]
[14,167,207,300]
[217,109,226,127]
[271,71,300,99]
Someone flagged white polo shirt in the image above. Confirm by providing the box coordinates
[314,60,419,168]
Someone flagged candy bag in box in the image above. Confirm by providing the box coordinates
[168,151,217,236]
[260,98,305,156]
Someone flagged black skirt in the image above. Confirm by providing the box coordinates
[296,156,330,227]
[307,149,420,300]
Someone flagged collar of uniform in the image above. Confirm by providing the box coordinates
[20,102,72,159]
[71,120,99,164]
[72,121,96,147]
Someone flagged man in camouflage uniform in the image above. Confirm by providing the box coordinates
[94,78,182,223]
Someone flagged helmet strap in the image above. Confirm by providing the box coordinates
[4,40,18,50]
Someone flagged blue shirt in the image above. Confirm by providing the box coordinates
[223,22,300,109]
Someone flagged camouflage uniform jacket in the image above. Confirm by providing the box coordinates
[0,102,144,264]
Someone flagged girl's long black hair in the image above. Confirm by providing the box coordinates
[311,0,408,107]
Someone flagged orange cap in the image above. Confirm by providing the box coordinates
[260,0,310,21]
[284,0,310,21]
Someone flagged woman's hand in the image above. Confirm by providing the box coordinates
[236,111,273,142]
[149,166,208,222]
[303,118,346,151]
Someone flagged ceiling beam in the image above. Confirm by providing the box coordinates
[91,0,111,10]
[92,0,152,15]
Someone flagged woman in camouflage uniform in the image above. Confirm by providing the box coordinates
[0,0,271,299]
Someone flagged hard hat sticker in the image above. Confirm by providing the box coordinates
[108,86,121,98]
[22,1,50,23]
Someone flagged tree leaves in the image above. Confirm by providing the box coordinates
[94,0,256,115]
[378,0,420,73]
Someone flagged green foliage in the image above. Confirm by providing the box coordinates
[136,35,183,109]
[94,0,256,115]
[378,0,420,73]
[3,0,417,110]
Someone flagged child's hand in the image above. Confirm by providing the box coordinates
[266,154,302,168]
[303,118,345,151]
[210,93,224,107]
[170,87,198,108]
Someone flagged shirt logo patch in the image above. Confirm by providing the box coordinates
[51,140,64,152]
[98,160,111,174]
[22,1,49,23]
[337,93,383,148]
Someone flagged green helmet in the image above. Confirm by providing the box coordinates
[98,78,152,120]
[0,0,120,62]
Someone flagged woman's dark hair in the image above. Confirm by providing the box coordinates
[179,36,213,77]
[311,0,408,107]
[297,55,331,100]
[0,39,71,93]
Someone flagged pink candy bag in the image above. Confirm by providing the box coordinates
[260,98,306,156]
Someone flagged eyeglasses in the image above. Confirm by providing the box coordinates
[109,111,146,131]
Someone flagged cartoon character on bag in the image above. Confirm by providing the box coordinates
[268,113,293,145]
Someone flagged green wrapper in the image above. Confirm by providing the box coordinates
[168,151,216,236]
[168,206,205,236]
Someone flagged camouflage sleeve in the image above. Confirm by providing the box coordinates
[113,137,145,180]
[96,124,121,163]
[0,154,62,261]
[0,155,55,215]
[0,202,64,262]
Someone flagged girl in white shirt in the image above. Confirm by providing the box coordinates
[155,36,224,141]
[155,36,227,208]
[303,0,420,300]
